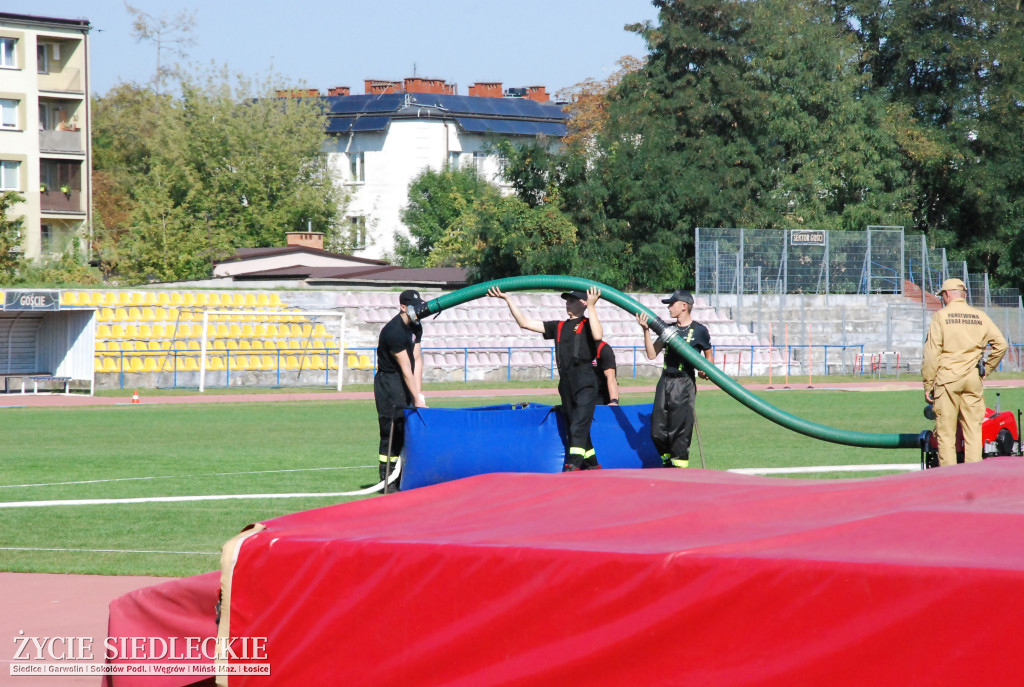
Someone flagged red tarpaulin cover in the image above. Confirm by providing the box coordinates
[219,459,1024,686]
[104,571,220,687]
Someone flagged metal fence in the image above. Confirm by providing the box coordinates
[695,227,1024,370]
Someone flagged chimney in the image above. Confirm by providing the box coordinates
[274,88,321,98]
[365,79,402,94]
[525,86,549,103]
[286,232,325,251]
[404,77,456,94]
[469,82,503,98]
[328,86,351,97]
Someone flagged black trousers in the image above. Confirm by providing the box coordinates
[651,373,696,461]
[374,372,412,457]
[559,365,598,451]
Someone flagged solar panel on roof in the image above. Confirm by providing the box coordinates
[326,115,392,133]
[454,117,567,137]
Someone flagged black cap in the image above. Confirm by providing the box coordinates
[560,290,587,302]
[399,289,424,307]
[661,289,694,305]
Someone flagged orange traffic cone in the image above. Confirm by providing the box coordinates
[131,390,140,404]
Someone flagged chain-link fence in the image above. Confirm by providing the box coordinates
[695,227,1024,373]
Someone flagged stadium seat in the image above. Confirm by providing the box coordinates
[182,357,200,372]
[101,357,120,373]
[141,293,158,307]
[181,293,196,307]
[358,354,373,369]
[170,293,184,306]
[127,357,144,373]
[157,292,171,306]
[142,357,161,372]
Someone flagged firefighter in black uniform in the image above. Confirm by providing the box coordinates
[374,289,428,489]
[489,286,605,470]
[636,289,712,467]
[594,341,619,406]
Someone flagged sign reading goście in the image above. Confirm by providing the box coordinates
[790,230,825,246]
[3,290,60,311]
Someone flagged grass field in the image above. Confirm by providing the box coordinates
[3,381,1023,578]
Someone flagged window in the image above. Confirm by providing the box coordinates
[0,160,18,190]
[0,38,15,68]
[448,151,461,169]
[347,216,367,250]
[40,224,53,253]
[36,43,48,74]
[0,99,17,129]
[348,152,365,182]
[473,152,487,173]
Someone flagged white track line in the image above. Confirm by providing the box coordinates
[0,465,375,489]
[0,546,218,555]
[0,462,401,508]
[729,463,921,475]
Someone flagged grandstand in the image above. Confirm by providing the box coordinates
[34,288,788,389]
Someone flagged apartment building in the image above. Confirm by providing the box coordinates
[289,77,567,260]
[0,12,91,261]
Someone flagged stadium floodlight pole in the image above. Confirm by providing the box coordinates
[415,275,922,450]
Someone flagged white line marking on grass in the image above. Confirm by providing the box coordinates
[0,546,218,555]
[0,465,375,489]
[729,463,921,475]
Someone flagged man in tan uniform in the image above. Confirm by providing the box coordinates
[922,278,1008,466]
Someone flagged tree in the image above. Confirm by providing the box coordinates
[556,56,642,151]
[0,192,25,280]
[393,166,493,267]
[125,2,197,93]
[429,193,578,282]
[92,68,346,283]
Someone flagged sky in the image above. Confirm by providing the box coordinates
[11,0,660,98]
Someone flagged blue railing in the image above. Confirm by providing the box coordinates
[99,343,870,389]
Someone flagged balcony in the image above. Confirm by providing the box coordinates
[37,68,84,94]
[40,189,84,214]
[39,129,84,154]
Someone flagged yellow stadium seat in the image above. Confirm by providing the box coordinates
[229,356,247,371]
[283,355,300,370]
[263,324,278,337]
[138,325,153,338]
[128,357,144,373]
[101,357,120,373]
[243,293,258,307]
[187,341,200,351]
[214,324,229,337]
[229,324,243,337]
[347,354,359,368]
[231,294,246,307]
[100,292,118,306]
[238,340,251,351]
[328,356,338,370]
[206,357,224,371]
[182,357,200,372]
[250,340,264,350]
[172,340,187,351]
[359,355,373,369]
[140,308,157,321]
[181,293,196,307]
[97,324,112,338]
[146,341,161,351]
[311,355,326,370]
[170,292,184,306]
[110,325,127,338]
[269,294,283,307]
[142,357,160,372]
[61,291,77,306]
[195,294,210,307]
[212,340,226,350]
[312,324,329,337]
[157,292,171,306]
[255,294,271,307]
[128,292,145,306]
[124,325,139,338]
[142,293,158,306]
[151,324,166,338]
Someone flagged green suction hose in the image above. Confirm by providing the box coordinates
[416,275,921,450]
